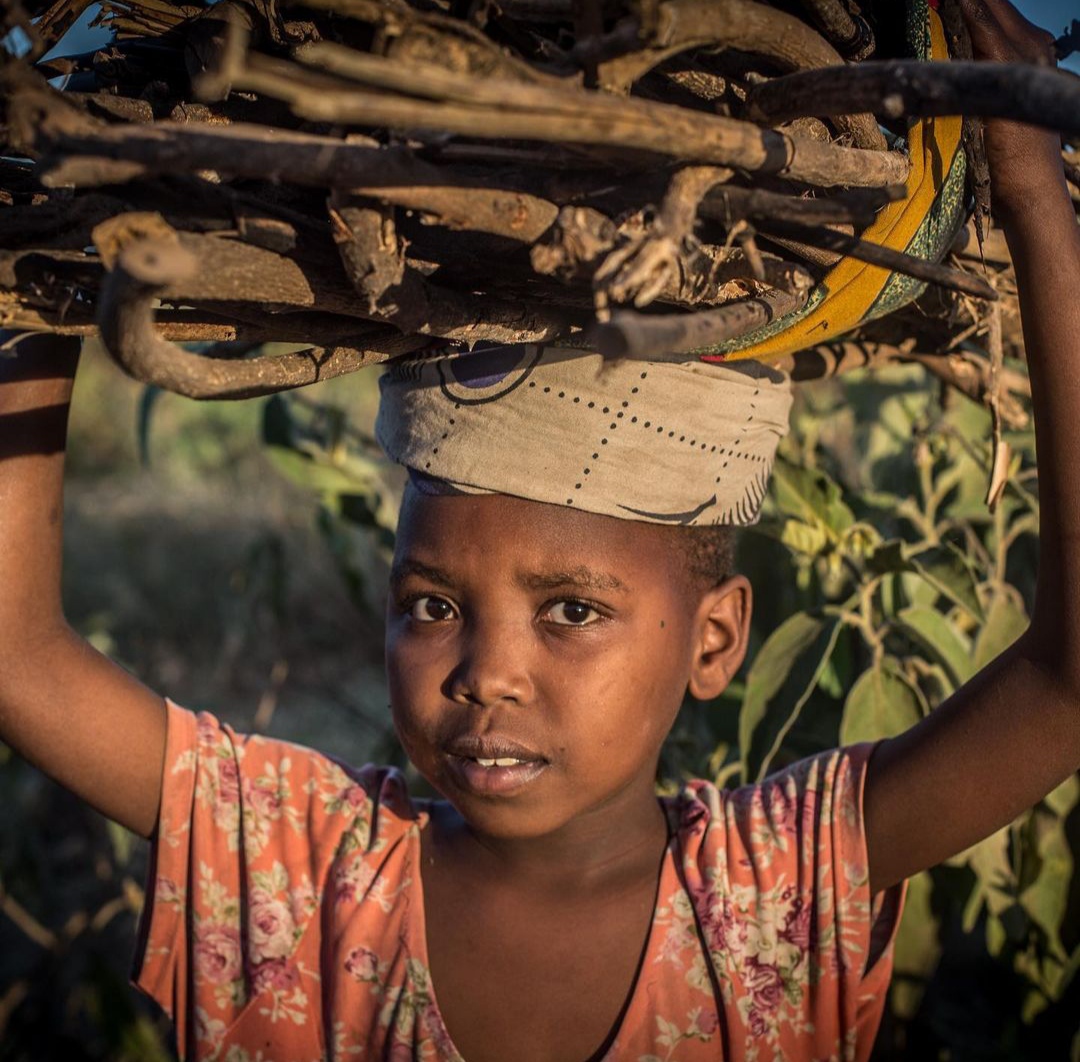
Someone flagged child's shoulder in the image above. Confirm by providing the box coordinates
[671,743,880,891]
[675,743,876,821]
[162,697,424,851]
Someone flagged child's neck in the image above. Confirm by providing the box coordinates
[426,786,670,894]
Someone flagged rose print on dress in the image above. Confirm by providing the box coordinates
[134,701,904,1062]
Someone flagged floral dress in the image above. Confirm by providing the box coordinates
[133,700,903,1061]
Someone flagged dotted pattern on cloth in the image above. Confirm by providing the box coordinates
[376,345,792,527]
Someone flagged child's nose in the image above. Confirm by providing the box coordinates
[448,619,533,708]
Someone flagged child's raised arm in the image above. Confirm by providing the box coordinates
[0,335,167,838]
[865,0,1080,893]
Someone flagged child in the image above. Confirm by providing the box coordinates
[1,1,1077,1058]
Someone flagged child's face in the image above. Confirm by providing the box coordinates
[386,489,747,841]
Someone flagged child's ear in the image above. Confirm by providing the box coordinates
[687,575,752,701]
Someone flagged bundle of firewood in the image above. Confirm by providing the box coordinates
[0,0,1077,409]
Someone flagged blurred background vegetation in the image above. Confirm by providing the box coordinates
[3,0,1078,1058]
[1,336,1077,1061]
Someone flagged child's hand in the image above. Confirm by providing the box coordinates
[864,1,1080,894]
[957,0,1067,220]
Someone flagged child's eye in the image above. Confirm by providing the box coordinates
[546,600,602,626]
[407,596,457,622]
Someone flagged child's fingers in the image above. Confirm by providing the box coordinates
[952,0,1067,216]
[955,0,1057,66]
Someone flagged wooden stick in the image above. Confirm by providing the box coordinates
[23,0,95,56]
[238,51,908,187]
[794,0,875,61]
[779,339,1029,429]
[0,306,276,343]
[747,60,1080,137]
[96,237,428,399]
[310,5,884,151]
[34,123,565,242]
[577,0,884,151]
[593,289,807,359]
[299,0,570,87]
[700,183,905,230]
[752,217,999,301]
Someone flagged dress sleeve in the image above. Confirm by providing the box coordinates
[677,744,904,1062]
[131,698,405,1059]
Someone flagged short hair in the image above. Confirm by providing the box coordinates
[671,524,737,592]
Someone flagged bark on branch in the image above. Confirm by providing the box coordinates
[747,60,1080,137]
[594,288,810,360]
[232,49,908,187]
[752,217,998,301]
[97,236,427,399]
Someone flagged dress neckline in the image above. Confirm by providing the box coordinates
[402,797,684,1062]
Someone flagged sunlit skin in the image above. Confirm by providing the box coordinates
[0,5,1074,1062]
[384,487,753,1060]
[386,486,751,864]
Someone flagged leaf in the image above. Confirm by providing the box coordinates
[890,871,940,1020]
[1016,777,1079,970]
[868,540,984,622]
[262,393,295,448]
[779,519,828,557]
[956,826,1014,931]
[839,522,880,560]
[896,606,973,687]
[839,657,924,746]
[908,543,985,622]
[739,611,840,782]
[972,589,1029,671]
[867,539,909,576]
[136,383,163,468]
[900,570,939,610]
[769,458,854,537]
[263,444,369,496]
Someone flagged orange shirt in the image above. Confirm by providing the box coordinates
[134,699,903,1061]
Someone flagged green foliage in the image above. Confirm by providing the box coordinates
[3,351,1076,1060]
[711,364,1077,1059]
[261,359,1078,1056]
[260,392,402,616]
[259,360,1078,1058]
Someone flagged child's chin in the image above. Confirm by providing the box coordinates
[443,793,575,842]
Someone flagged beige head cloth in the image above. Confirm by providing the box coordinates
[376,345,792,526]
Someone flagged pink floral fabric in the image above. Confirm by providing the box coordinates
[134,699,903,1061]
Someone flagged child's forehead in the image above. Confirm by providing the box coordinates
[395,488,683,582]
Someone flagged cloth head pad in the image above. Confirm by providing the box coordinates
[376,344,792,526]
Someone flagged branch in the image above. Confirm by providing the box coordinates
[97,237,427,399]
[327,194,584,342]
[529,202,813,309]
[747,60,1080,137]
[235,49,908,187]
[699,183,905,230]
[752,217,999,301]
[569,0,885,148]
[779,339,1030,428]
[20,0,95,57]
[794,0,875,61]
[591,165,737,315]
[297,0,571,87]
[593,288,808,359]
[35,122,564,242]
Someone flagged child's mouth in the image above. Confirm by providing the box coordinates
[443,735,550,796]
[448,755,549,795]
